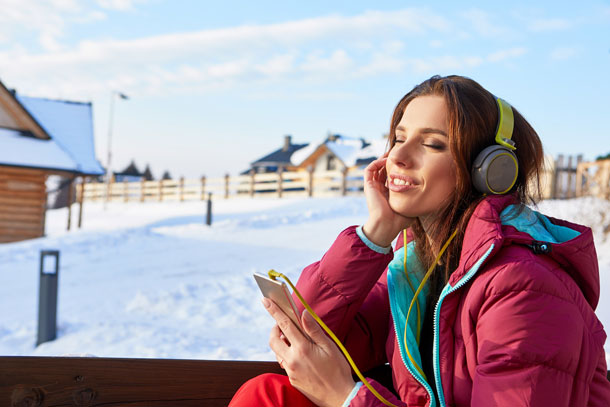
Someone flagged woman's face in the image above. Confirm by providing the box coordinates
[386,95,457,226]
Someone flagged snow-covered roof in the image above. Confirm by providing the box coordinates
[290,143,316,166]
[251,142,309,167]
[10,95,105,175]
[0,128,78,172]
[291,135,388,167]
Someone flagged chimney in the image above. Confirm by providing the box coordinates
[283,135,292,152]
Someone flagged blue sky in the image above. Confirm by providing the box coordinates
[1,0,609,178]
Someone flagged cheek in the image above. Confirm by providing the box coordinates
[430,161,458,197]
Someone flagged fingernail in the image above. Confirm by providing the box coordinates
[262,298,271,308]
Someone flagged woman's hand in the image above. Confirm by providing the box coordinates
[362,156,414,247]
[264,298,356,407]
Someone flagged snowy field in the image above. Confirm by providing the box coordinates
[1,196,609,366]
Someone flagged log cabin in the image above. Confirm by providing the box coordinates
[0,80,104,243]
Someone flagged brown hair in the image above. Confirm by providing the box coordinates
[388,75,544,288]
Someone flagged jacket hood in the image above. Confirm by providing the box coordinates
[451,194,600,309]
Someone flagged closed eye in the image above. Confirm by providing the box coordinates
[423,143,445,150]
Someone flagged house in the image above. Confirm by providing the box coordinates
[246,134,387,175]
[291,133,387,172]
[0,80,104,242]
[247,135,309,174]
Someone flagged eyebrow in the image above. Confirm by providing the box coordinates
[396,126,448,137]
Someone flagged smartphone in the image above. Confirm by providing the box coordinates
[253,272,309,338]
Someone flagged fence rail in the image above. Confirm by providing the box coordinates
[80,168,362,203]
[78,156,610,205]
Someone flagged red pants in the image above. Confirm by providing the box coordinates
[229,373,317,407]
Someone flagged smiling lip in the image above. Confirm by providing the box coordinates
[387,174,419,192]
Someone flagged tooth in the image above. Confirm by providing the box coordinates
[399,179,406,186]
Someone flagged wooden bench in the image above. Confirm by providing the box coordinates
[0,357,284,406]
[1,356,607,406]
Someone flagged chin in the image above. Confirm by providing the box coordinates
[388,195,418,218]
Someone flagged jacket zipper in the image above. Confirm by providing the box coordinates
[389,276,437,407]
[432,244,495,407]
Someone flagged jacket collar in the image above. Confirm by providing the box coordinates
[448,194,600,308]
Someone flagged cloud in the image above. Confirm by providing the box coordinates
[96,0,149,11]
[0,6,542,103]
[550,47,578,60]
[487,47,527,62]
[528,18,573,32]
[460,9,514,38]
[301,49,353,76]
[0,8,456,98]
[410,55,483,73]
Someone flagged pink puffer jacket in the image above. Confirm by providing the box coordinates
[294,195,610,406]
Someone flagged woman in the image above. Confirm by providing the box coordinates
[230,75,610,406]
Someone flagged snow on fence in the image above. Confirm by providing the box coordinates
[80,168,365,203]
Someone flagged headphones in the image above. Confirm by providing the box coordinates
[471,97,518,195]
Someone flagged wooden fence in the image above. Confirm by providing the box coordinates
[576,159,610,199]
[80,168,364,203]
[77,155,610,206]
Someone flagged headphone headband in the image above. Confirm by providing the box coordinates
[494,98,515,150]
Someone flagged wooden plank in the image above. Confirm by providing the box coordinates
[0,188,46,201]
[0,230,41,241]
[0,203,44,215]
[0,220,43,233]
[0,167,47,178]
[0,234,39,243]
[0,83,49,139]
[0,211,44,223]
[0,357,284,407]
[0,196,45,208]
[253,182,279,192]
[281,171,307,181]
[253,172,279,182]
[0,178,45,190]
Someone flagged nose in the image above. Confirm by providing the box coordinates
[387,140,414,169]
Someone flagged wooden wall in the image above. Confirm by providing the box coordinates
[0,166,46,243]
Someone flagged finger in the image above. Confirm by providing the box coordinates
[365,157,386,175]
[365,158,387,184]
[269,324,290,356]
[263,298,306,344]
[301,309,331,348]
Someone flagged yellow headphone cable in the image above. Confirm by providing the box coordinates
[268,228,456,406]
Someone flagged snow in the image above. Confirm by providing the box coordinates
[290,135,388,167]
[0,128,76,171]
[290,143,317,166]
[14,95,104,175]
[0,196,608,367]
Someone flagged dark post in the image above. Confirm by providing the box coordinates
[37,250,60,346]
[341,167,348,196]
[206,193,213,226]
[551,154,564,199]
[200,176,206,201]
[307,165,314,198]
[66,176,75,231]
[77,177,85,229]
[249,169,255,197]
[278,166,283,198]
[224,173,230,199]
